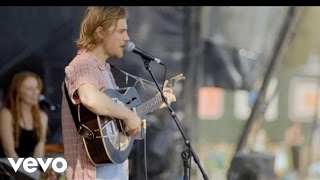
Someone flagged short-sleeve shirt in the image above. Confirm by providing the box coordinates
[61,50,128,180]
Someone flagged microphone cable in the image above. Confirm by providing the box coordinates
[142,119,148,180]
[141,61,166,180]
[161,63,167,89]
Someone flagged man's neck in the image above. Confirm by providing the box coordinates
[90,46,109,65]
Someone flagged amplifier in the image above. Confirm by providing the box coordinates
[227,152,276,180]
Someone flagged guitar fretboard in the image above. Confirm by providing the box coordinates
[136,93,163,117]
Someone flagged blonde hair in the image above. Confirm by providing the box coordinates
[76,6,128,51]
[4,71,43,147]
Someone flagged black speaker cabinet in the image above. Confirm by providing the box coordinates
[228,152,276,180]
[0,160,38,180]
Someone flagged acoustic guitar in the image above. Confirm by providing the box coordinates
[78,74,185,165]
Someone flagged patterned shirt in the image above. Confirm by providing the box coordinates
[61,50,126,180]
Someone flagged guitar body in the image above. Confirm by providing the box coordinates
[76,73,185,165]
[78,87,142,165]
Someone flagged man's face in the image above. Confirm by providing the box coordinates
[102,18,130,58]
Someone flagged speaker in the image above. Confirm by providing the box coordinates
[0,160,39,180]
[228,152,276,180]
[0,162,14,180]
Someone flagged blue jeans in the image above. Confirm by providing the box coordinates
[96,160,128,180]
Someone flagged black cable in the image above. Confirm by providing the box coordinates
[189,146,191,179]
[144,128,148,180]
[161,63,167,88]
[143,63,165,180]
[110,63,166,180]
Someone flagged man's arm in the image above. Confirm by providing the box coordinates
[77,83,141,136]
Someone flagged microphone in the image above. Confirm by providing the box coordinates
[39,94,59,112]
[124,41,164,65]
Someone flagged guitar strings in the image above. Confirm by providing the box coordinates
[122,72,158,91]
[111,65,161,92]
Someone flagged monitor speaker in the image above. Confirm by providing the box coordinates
[228,152,276,180]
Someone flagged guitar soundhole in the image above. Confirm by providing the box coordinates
[115,119,124,133]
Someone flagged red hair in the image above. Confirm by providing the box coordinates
[4,71,43,147]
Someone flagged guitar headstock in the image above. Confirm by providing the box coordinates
[164,73,186,89]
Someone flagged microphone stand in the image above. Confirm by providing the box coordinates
[140,58,209,180]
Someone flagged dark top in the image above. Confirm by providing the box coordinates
[0,127,38,158]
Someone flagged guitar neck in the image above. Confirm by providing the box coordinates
[136,93,163,117]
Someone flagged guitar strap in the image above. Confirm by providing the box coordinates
[62,82,95,140]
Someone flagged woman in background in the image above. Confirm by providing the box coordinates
[0,71,48,158]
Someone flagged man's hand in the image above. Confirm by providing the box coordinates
[123,111,142,136]
[159,80,177,109]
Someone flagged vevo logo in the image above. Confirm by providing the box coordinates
[8,157,67,173]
